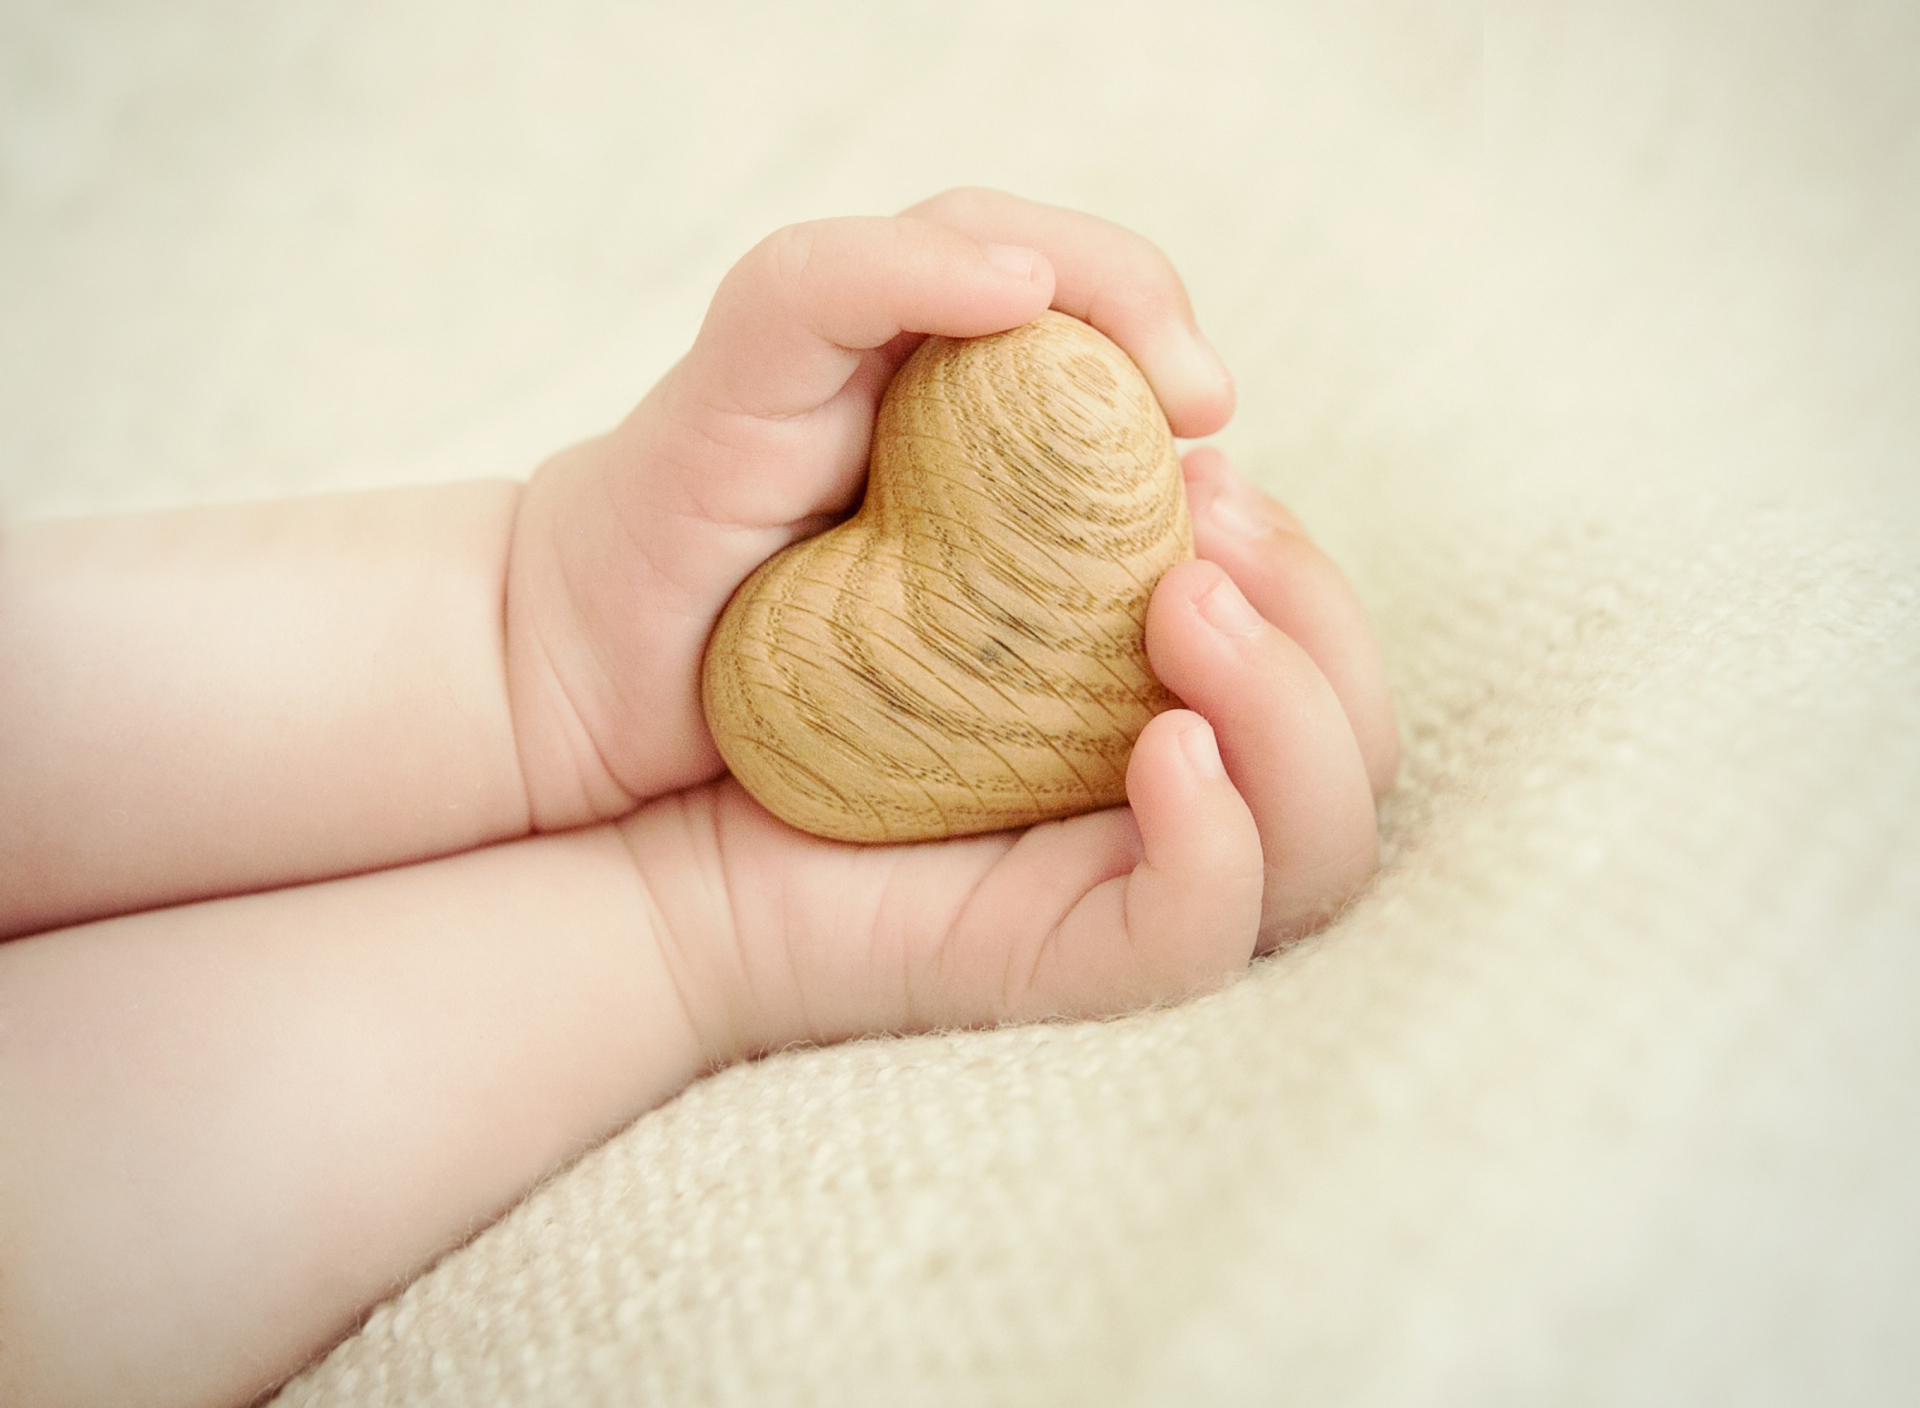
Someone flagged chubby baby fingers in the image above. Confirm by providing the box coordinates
[1183,447,1400,798]
[1113,709,1268,996]
[979,709,1263,1025]
[902,188,1234,438]
[685,215,1056,421]
[1148,558,1381,950]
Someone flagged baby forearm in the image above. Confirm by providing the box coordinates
[0,821,704,1408]
[0,483,530,937]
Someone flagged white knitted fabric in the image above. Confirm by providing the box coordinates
[5,2,1915,1404]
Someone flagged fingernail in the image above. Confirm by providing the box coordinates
[1196,572,1264,637]
[1192,330,1230,389]
[982,243,1039,280]
[1179,720,1226,779]
[1164,329,1231,404]
[1157,329,1233,429]
[1203,480,1273,545]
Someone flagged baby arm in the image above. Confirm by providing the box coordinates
[0,483,531,938]
[1,828,707,1408]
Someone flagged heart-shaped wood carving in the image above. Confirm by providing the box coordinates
[701,310,1192,843]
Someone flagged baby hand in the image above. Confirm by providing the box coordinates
[503,190,1237,828]
[503,189,1398,1034]
[623,446,1396,1052]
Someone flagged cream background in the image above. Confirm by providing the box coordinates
[4,1,1916,1402]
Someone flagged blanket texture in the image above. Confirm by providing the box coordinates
[4,2,1915,1403]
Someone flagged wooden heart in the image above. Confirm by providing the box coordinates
[701,310,1192,843]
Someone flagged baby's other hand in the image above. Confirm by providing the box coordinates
[503,190,1235,829]
[625,451,1393,1053]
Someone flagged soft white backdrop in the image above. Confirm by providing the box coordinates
[4,2,1916,1403]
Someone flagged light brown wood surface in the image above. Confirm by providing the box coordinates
[701,311,1193,843]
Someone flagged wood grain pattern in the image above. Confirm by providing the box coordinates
[701,310,1192,843]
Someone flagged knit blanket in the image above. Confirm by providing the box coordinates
[5,2,1914,1403]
